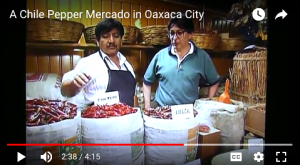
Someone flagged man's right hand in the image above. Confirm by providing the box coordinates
[72,73,91,89]
[144,104,151,109]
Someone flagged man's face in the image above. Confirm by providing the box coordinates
[169,25,193,50]
[99,28,122,56]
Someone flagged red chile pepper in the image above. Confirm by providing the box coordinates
[81,103,137,118]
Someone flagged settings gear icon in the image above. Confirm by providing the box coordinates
[253,152,264,162]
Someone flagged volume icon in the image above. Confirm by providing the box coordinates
[40,151,52,163]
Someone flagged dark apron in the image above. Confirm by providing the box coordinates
[93,51,136,106]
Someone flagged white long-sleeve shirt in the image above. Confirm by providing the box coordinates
[62,50,135,103]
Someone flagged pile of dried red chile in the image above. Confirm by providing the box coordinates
[81,103,137,118]
[26,99,77,126]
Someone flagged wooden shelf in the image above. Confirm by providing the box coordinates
[26,42,165,50]
[26,42,234,55]
[26,42,97,50]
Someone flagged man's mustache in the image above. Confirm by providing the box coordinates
[107,42,116,47]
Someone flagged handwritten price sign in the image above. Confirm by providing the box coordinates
[171,104,194,120]
[94,91,120,105]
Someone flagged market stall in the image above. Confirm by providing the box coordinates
[25,0,267,165]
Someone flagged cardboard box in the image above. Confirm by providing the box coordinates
[244,104,265,137]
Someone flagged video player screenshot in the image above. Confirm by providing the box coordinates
[5,0,292,165]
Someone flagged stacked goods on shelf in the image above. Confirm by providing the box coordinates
[217,38,247,51]
[143,105,201,165]
[26,99,83,165]
[194,98,245,152]
[230,46,267,105]
[81,103,144,165]
[216,33,247,51]
[139,25,170,45]
[191,30,220,50]
[26,18,84,43]
[83,25,139,44]
[122,25,140,44]
[82,25,97,44]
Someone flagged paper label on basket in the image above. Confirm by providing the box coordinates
[247,138,264,154]
[94,91,120,105]
[171,104,194,120]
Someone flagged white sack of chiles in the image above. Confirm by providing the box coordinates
[26,99,83,165]
[81,103,145,165]
[194,99,245,152]
[142,106,201,165]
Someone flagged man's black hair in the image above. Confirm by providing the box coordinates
[167,13,194,33]
[95,18,124,41]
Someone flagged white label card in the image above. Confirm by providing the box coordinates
[171,104,194,120]
[248,138,264,154]
[94,91,120,105]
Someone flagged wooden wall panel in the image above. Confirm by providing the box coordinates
[26,50,83,76]
[26,0,236,90]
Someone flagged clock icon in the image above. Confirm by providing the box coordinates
[252,8,265,21]
[257,11,261,17]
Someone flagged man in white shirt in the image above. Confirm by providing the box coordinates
[61,18,136,106]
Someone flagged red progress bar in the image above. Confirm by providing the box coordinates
[7,144,184,146]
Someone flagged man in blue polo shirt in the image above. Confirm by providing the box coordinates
[143,14,220,108]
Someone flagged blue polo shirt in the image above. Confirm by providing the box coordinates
[143,42,220,106]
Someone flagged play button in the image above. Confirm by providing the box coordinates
[17,152,25,162]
